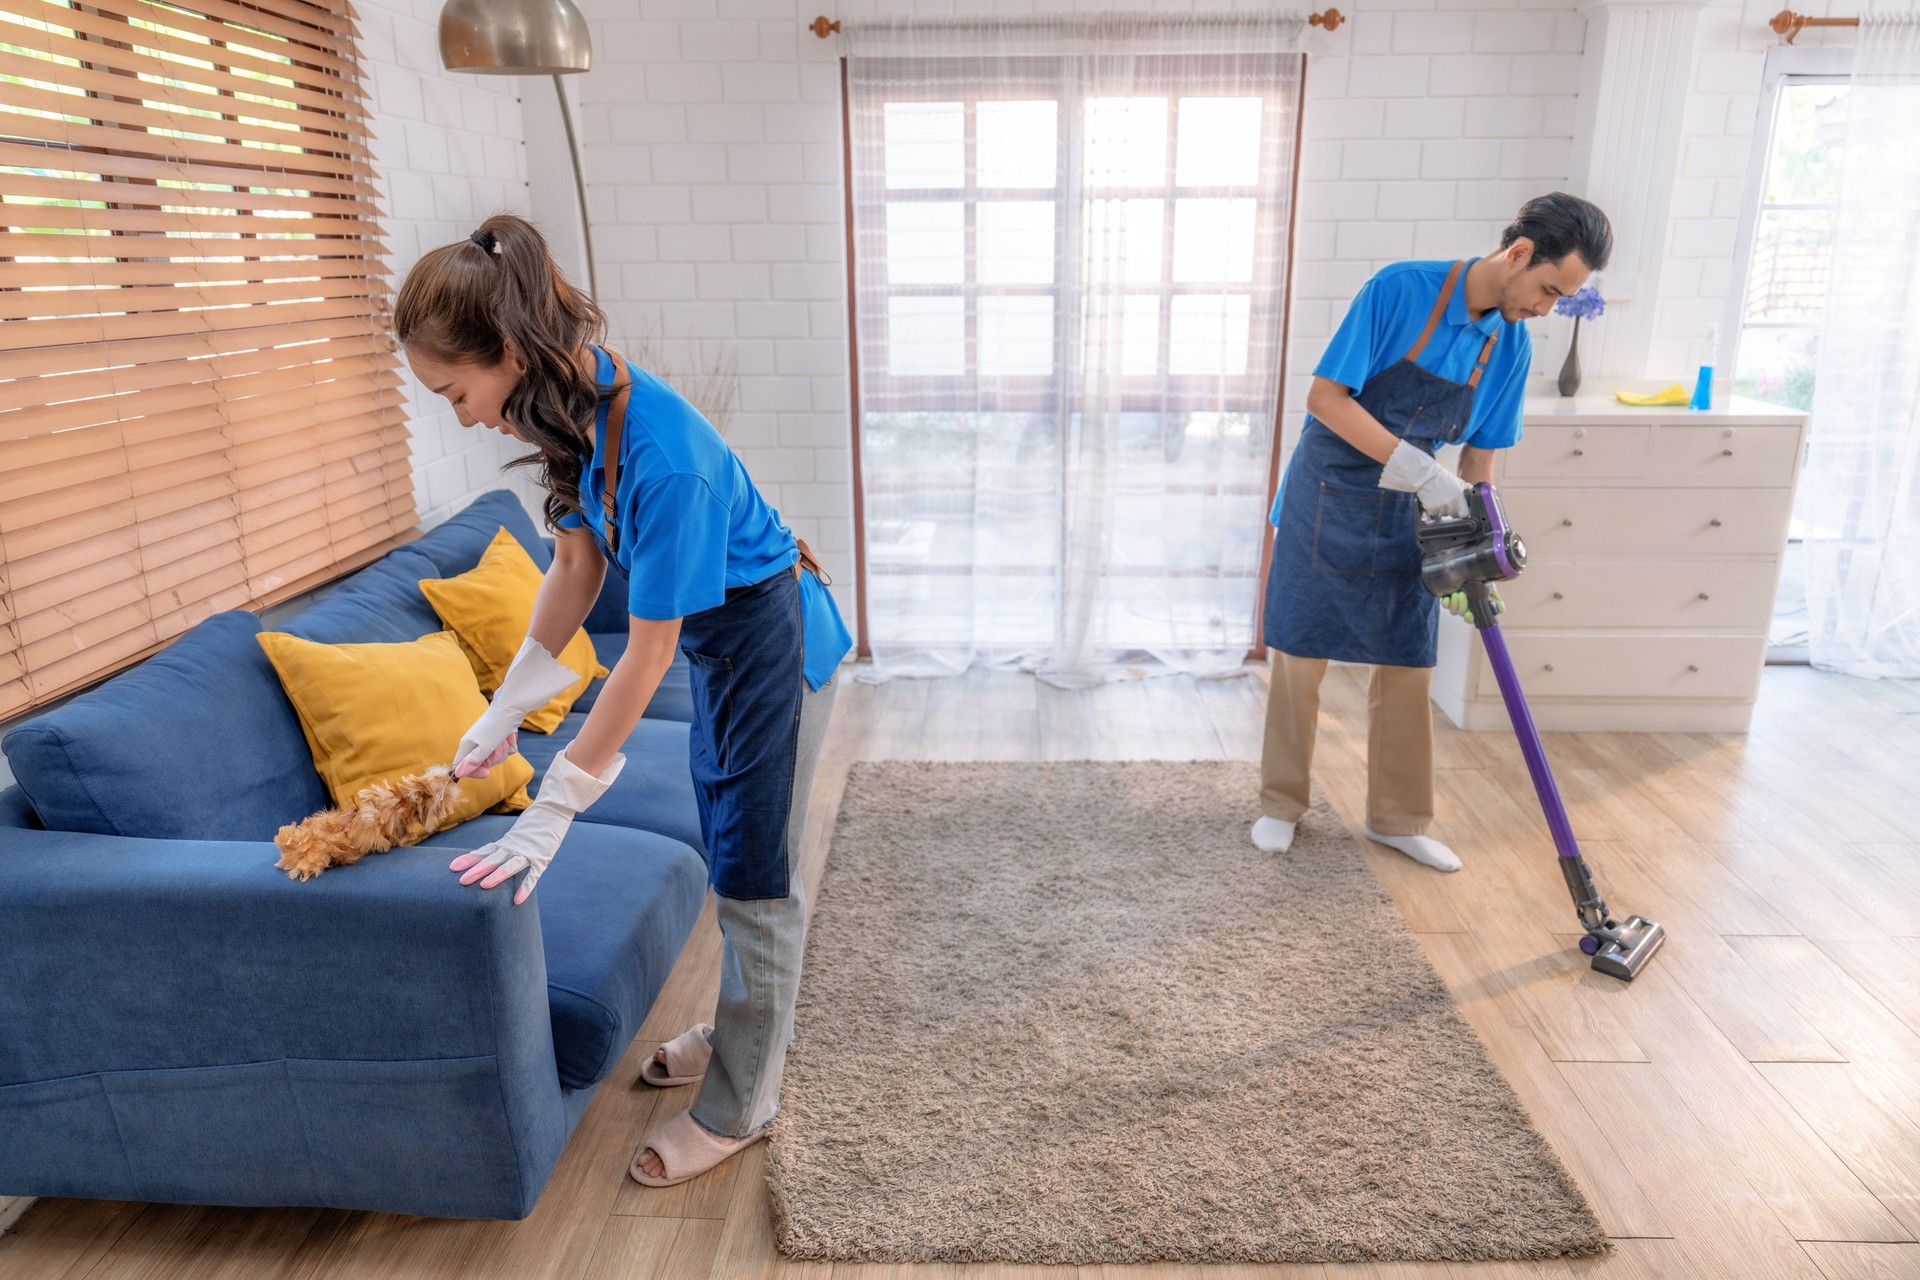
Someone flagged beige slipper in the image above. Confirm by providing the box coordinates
[639,1022,714,1088]
[628,1111,764,1188]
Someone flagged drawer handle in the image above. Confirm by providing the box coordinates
[1544,664,1555,673]
[1687,664,1699,673]
[1710,518,1723,527]
[1724,428,1736,437]
[1574,428,1588,438]
[1562,518,1574,527]
[1572,448,1585,457]
[1552,591,1564,600]
[1723,448,1735,457]
[1698,591,1710,600]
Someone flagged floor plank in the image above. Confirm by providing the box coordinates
[1799,1242,1920,1280]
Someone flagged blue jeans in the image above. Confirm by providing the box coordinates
[690,674,837,1137]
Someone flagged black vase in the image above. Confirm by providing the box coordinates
[1558,318,1582,397]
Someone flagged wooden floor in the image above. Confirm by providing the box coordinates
[6,663,1920,1280]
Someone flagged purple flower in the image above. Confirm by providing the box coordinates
[1554,286,1605,322]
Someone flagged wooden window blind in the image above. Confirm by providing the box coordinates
[0,0,409,718]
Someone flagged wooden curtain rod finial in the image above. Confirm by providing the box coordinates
[1767,8,1860,43]
[1311,8,1344,33]
[810,15,840,39]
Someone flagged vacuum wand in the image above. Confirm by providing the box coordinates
[1415,483,1666,982]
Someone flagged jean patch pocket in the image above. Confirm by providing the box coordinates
[683,648,736,768]
[1311,482,1388,578]
[1402,404,1466,445]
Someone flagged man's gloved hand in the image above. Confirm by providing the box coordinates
[453,638,581,778]
[1379,439,1470,517]
[450,750,626,905]
[1442,587,1504,620]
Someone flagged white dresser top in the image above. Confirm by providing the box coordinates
[1523,392,1809,426]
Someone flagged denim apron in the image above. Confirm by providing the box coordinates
[679,568,807,902]
[1263,260,1495,668]
[582,348,810,903]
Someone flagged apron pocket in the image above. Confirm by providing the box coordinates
[1403,404,1465,445]
[682,648,736,768]
[1311,482,1390,578]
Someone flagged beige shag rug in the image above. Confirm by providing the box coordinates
[766,761,1608,1266]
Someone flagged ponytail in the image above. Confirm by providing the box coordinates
[394,214,607,530]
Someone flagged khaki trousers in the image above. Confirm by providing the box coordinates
[1259,651,1435,837]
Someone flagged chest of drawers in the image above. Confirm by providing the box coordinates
[1431,394,1809,732]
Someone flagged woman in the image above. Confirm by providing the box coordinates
[393,214,852,1188]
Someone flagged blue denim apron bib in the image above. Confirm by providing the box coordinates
[1263,260,1496,668]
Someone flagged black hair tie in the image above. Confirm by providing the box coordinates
[469,228,500,255]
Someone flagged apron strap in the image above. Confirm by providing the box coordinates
[1404,259,1500,389]
[597,346,631,556]
[1403,260,1466,363]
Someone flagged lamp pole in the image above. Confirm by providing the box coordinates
[437,0,599,300]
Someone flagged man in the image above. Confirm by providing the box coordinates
[1255,192,1613,871]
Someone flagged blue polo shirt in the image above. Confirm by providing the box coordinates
[556,347,851,690]
[1272,257,1531,522]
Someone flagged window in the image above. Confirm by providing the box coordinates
[0,0,407,716]
[846,36,1304,673]
[1727,50,1851,654]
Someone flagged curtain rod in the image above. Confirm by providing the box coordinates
[807,10,1345,39]
[1768,9,1859,42]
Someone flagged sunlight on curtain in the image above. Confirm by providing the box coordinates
[1804,13,1920,677]
[844,14,1307,685]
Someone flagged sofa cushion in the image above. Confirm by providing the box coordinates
[515,714,705,856]
[419,528,606,732]
[274,547,446,646]
[417,814,707,1090]
[409,489,553,579]
[256,629,533,818]
[573,637,695,722]
[1,612,329,840]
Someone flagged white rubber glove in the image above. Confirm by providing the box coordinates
[450,750,625,904]
[453,638,581,778]
[1379,440,1470,517]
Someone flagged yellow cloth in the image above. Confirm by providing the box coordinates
[257,629,533,823]
[1615,382,1691,406]
[418,528,608,733]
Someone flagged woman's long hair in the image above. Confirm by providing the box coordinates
[392,214,607,529]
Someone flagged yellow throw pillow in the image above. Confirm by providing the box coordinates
[257,629,533,827]
[418,527,608,734]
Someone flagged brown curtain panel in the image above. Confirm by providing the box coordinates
[0,0,410,717]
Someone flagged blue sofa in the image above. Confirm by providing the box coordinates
[0,491,709,1220]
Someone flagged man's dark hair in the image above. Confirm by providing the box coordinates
[1500,192,1613,273]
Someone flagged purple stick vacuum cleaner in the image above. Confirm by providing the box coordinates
[1415,483,1667,982]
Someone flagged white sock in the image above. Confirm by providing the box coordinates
[1251,815,1296,853]
[1364,827,1461,873]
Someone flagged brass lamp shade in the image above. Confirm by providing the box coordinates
[438,0,591,74]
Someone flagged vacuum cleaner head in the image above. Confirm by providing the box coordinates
[1584,915,1667,982]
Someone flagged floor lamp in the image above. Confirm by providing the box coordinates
[437,0,599,300]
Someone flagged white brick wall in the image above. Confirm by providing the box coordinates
[355,0,548,530]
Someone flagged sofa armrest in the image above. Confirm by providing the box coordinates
[0,828,571,1217]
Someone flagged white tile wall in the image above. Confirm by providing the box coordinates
[355,0,549,530]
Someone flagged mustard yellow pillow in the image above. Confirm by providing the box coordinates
[417,527,607,734]
[257,629,533,828]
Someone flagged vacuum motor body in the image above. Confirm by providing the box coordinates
[1416,483,1527,597]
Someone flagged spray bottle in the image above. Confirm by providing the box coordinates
[1688,324,1717,412]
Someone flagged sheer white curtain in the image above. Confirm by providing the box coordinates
[844,14,1306,685]
[1804,12,1920,677]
